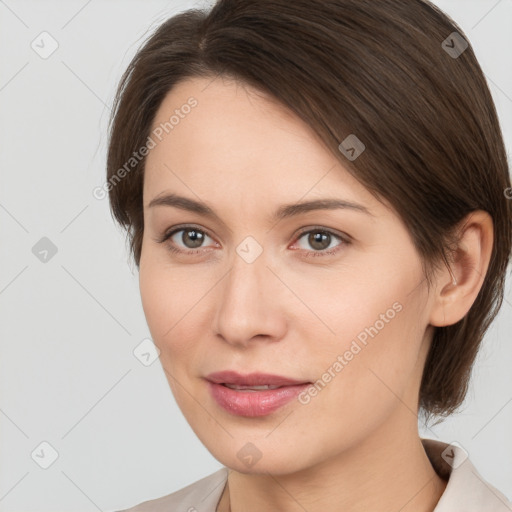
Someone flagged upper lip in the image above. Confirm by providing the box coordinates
[205,370,311,387]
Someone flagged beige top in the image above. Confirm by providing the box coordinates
[117,438,512,512]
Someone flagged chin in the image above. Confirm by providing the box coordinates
[203,438,313,476]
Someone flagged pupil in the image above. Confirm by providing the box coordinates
[309,232,330,250]
[184,230,204,248]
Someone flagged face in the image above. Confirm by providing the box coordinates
[139,76,435,475]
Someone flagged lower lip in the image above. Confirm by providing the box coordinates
[207,381,311,417]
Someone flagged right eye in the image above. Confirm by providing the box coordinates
[158,225,218,255]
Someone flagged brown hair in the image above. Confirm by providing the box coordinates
[106,0,511,418]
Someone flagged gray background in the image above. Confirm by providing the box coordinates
[0,0,511,510]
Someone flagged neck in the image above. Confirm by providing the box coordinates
[217,413,447,512]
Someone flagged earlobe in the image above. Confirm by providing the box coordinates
[429,210,494,328]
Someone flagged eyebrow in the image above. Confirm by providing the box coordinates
[148,193,373,224]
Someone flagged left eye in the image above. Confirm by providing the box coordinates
[292,229,346,254]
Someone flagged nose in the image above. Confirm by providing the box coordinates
[212,249,288,349]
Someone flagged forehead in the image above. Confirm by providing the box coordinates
[144,76,378,212]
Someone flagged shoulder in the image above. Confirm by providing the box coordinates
[116,467,229,512]
[421,438,512,512]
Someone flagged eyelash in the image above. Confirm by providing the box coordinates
[156,224,351,258]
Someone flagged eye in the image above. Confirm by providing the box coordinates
[156,224,350,258]
[157,225,217,255]
[291,227,349,257]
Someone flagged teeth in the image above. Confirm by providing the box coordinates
[224,384,281,390]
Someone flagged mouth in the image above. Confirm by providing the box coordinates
[205,371,313,417]
[219,383,286,391]
[205,370,311,387]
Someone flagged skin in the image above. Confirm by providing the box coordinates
[138,75,493,512]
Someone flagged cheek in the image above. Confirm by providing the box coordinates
[304,261,427,412]
[139,260,200,404]
[139,253,185,352]
[138,253,212,368]
[139,265,168,342]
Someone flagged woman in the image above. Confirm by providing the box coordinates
[107,0,512,510]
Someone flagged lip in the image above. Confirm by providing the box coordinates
[205,371,312,417]
[205,370,311,387]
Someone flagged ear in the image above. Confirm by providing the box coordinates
[429,210,494,327]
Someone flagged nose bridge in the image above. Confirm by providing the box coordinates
[213,241,286,346]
